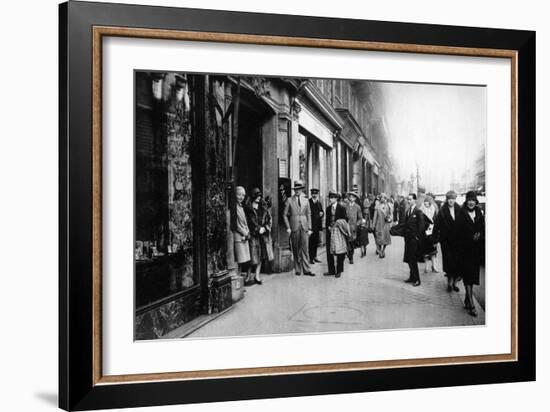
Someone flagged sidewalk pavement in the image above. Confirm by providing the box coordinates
[188,236,485,339]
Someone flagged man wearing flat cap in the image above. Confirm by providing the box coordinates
[283,180,315,276]
[308,188,324,265]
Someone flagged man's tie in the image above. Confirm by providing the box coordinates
[298,196,301,208]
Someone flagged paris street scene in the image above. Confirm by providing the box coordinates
[134,72,486,340]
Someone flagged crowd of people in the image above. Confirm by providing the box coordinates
[229,180,485,317]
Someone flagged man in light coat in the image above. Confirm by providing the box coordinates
[283,180,315,276]
[345,187,363,264]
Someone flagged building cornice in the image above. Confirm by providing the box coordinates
[300,82,344,130]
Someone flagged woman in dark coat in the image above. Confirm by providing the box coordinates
[456,191,485,317]
[434,190,462,293]
[244,187,274,285]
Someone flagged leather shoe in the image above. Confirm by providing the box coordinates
[323,272,334,276]
[412,280,421,287]
[335,272,342,278]
[309,260,315,265]
[404,278,414,283]
[254,278,263,285]
[453,285,460,292]
[295,272,302,276]
[314,258,322,263]
[304,272,316,277]
[447,285,453,293]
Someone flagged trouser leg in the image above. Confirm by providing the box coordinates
[408,261,420,282]
[336,254,345,273]
[326,231,335,275]
[298,229,311,273]
[309,230,319,261]
[290,231,301,273]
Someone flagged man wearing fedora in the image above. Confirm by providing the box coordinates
[308,188,324,265]
[283,180,315,276]
[346,185,363,264]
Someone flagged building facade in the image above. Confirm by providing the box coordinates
[134,72,395,339]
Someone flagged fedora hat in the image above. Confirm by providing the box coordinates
[347,184,359,199]
[293,179,305,190]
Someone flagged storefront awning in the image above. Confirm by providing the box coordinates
[298,103,334,148]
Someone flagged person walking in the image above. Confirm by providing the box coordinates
[323,191,348,278]
[244,188,274,286]
[456,190,485,317]
[308,188,324,264]
[419,194,440,273]
[283,180,315,277]
[230,186,251,277]
[434,190,462,293]
[345,186,363,264]
[356,216,370,258]
[372,193,392,258]
[392,193,425,286]
[361,194,373,256]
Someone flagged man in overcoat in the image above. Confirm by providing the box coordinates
[402,193,425,286]
[308,188,324,264]
[324,191,348,277]
[283,180,315,276]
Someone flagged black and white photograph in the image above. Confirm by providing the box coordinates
[134,71,487,340]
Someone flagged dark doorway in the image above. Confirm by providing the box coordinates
[234,104,264,196]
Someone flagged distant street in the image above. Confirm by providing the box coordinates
[188,236,485,338]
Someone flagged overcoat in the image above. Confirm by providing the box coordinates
[230,202,251,264]
[245,203,274,264]
[330,219,351,255]
[392,205,425,264]
[346,202,363,242]
[434,202,461,278]
[325,203,348,255]
[456,206,485,285]
[309,198,324,232]
[419,209,437,258]
[325,203,348,229]
[373,203,392,246]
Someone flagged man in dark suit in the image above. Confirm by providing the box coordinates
[402,193,425,286]
[323,191,348,277]
[397,195,407,224]
[283,180,314,276]
[308,188,324,264]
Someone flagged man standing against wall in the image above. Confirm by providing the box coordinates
[308,188,324,265]
[283,180,315,276]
